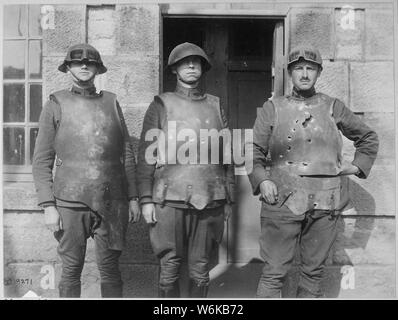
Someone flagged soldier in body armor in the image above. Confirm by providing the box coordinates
[32,44,141,298]
[248,45,379,298]
[137,43,235,298]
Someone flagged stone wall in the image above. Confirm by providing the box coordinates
[3,2,395,298]
[286,3,395,298]
[3,3,161,298]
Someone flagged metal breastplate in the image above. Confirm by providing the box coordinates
[52,90,127,214]
[269,94,343,215]
[152,92,227,210]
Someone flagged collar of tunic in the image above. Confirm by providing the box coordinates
[174,82,205,101]
[291,86,316,100]
[70,85,98,97]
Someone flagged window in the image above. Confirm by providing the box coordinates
[3,5,43,176]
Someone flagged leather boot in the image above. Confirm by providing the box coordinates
[101,282,123,298]
[296,286,323,298]
[59,285,81,298]
[188,280,208,298]
[158,283,180,298]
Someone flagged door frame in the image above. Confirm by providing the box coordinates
[160,11,288,94]
[160,11,288,266]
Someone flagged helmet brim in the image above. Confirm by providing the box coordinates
[287,57,323,70]
[58,61,107,74]
[166,56,211,73]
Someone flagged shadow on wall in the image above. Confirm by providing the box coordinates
[208,178,376,298]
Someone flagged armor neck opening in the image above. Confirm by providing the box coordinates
[175,82,205,101]
[71,85,98,97]
[291,86,316,100]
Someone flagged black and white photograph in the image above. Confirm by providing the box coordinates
[1,0,396,303]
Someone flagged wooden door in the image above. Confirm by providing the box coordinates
[162,18,285,264]
[224,20,284,263]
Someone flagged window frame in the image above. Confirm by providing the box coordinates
[2,4,43,180]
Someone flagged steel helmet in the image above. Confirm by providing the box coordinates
[287,45,323,69]
[58,43,107,74]
[167,42,211,72]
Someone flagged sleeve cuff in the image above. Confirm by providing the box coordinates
[37,189,55,207]
[248,167,271,195]
[140,196,154,205]
[352,152,373,179]
[38,201,56,208]
[127,188,139,200]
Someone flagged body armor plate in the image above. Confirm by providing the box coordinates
[52,90,128,226]
[152,92,227,210]
[269,93,343,215]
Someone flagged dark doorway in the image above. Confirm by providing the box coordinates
[162,17,284,266]
[163,18,282,129]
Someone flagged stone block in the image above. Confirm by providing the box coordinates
[365,9,394,60]
[4,261,159,298]
[348,164,395,216]
[43,5,86,57]
[4,262,61,298]
[115,5,160,55]
[4,213,58,264]
[289,8,334,59]
[341,112,394,166]
[102,56,159,105]
[335,8,365,60]
[332,217,395,265]
[43,57,70,98]
[350,62,394,112]
[315,60,349,105]
[122,105,148,141]
[3,212,99,264]
[4,262,102,298]
[3,182,38,210]
[88,5,116,56]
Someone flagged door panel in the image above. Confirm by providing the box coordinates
[163,18,284,265]
[227,71,271,263]
[272,21,285,97]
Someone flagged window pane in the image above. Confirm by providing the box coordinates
[3,84,25,122]
[30,127,39,163]
[30,84,42,122]
[29,40,42,79]
[29,5,42,37]
[3,40,25,79]
[4,5,27,38]
[3,127,25,165]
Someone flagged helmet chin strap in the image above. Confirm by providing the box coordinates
[66,65,96,87]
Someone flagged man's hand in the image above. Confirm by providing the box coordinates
[44,206,61,232]
[129,199,141,223]
[224,203,233,221]
[142,203,157,224]
[338,161,360,176]
[259,180,278,204]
